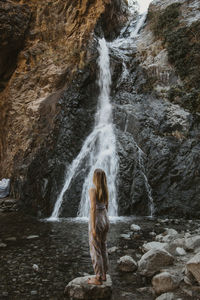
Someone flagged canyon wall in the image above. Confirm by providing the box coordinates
[0,0,200,218]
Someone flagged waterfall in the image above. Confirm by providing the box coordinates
[48,0,154,221]
[48,39,118,221]
[78,39,118,217]
[108,0,155,217]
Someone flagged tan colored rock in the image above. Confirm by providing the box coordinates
[0,0,127,179]
[117,255,137,272]
[185,235,200,250]
[186,252,200,284]
[152,271,181,294]
[64,275,112,299]
[138,248,174,277]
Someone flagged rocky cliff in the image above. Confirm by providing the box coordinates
[1,0,200,218]
[0,0,128,215]
[113,0,200,217]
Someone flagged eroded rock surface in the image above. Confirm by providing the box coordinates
[65,275,112,299]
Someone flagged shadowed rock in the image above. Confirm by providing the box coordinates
[65,275,112,299]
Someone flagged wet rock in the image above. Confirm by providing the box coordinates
[183,268,197,286]
[180,282,200,298]
[152,271,181,294]
[117,255,137,272]
[30,290,37,295]
[120,233,131,240]
[5,237,16,242]
[185,235,200,250]
[2,292,8,297]
[26,235,39,240]
[130,224,141,231]
[186,252,200,284]
[155,292,175,300]
[142,241,168,253]
[156,228,178,243]
[136,286,155,297]
[175,247,186,256]
[65,275,112,299]
[32,264,39,272]
[138,248,174,277]
[108,246,118,254]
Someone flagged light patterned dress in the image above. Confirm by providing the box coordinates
[89,195,110,279]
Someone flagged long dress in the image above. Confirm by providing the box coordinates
[89,196,110,279]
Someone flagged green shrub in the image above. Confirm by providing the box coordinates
[149,3,200,113]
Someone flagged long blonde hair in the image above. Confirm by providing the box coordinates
[93,169,109,206]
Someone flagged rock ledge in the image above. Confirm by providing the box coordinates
[65,275,112,299]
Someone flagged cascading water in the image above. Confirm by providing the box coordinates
[48,39,118,221]
[108,0,155,217]
[48,0,154,221]
[78,39,118,217]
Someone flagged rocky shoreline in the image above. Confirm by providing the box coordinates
[0,198,18,213]
[0,214,199,299]
[65,217,200,300]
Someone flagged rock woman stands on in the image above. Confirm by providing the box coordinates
[88,168,110,285]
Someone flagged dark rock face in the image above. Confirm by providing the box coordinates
[5,0,200,219]
[0,1,31,91]
[110,52,200,218]
[12,58,99,217]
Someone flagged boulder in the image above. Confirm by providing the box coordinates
[186,252,200,284]
[117,255,137,272]
[108,246,118,254]
[120,233,131,240]
[138,248,174,277]
[65,275,112,299]
[142,241,168,253]
[175,247,186,256]
[130,224,141,231]
[156,229,178,243]
[155,292,175,300]
[185,235,200,250]
[152,271,181,294]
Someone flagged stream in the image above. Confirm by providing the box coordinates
[1,213,198,299]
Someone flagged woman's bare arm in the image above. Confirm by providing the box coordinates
[89,188,96,236]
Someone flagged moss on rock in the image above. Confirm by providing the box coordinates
[148,3,200,113]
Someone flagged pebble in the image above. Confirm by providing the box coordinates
[26,235,39,240]
[0,243,7,248]
[130,224,141,231]
[5,237,16,242]
[31,290,37,295]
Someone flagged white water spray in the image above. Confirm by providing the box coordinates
[48,0,154,221]
[78,39,118,217]
[48,39,118,221]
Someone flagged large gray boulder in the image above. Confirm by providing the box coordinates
[138,248,174,277]
[152,271,181,294]
[118,255,137,272]
[186,252,200,284]
[185,235,200,251]
[142,241,168,253]
[65,275,112,299]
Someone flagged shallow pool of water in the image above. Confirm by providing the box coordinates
[0,213,196,299]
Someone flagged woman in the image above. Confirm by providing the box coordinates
[88,168,110,285]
